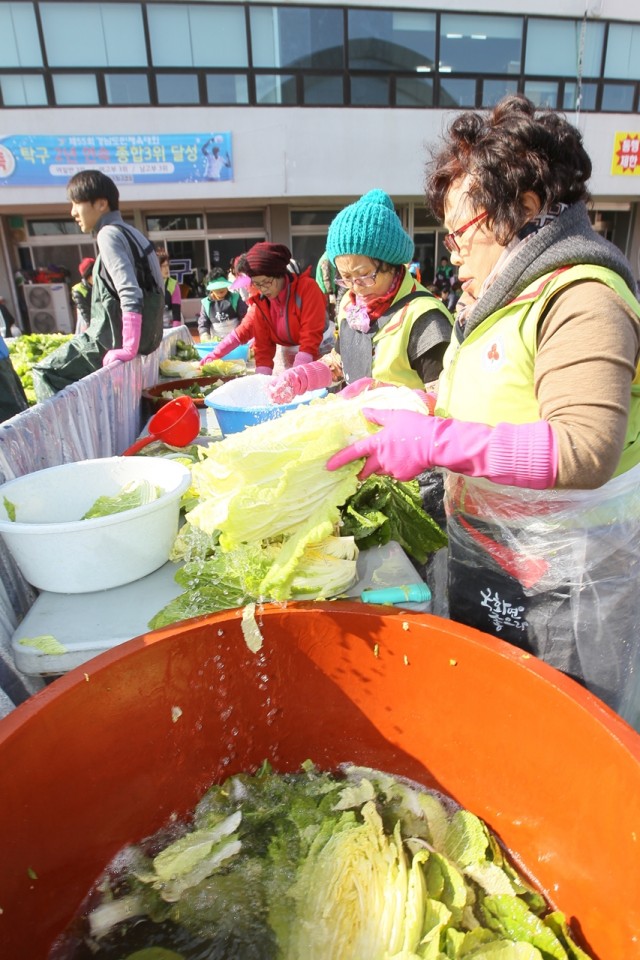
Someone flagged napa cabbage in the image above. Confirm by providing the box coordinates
[83,763,591,960]
[150,386,431,627]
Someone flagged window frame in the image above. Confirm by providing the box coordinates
[0,4,637,111]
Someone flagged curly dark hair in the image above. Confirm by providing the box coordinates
[425,95,592,245]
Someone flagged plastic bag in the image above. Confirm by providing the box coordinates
[444,463,640,726]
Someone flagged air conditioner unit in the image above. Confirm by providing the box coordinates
[24,283,74,335]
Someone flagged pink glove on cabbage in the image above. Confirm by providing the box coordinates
[102,312,142,366]
[339,377,386,399]
[293,350,314,367]
[339,378,433,410]
[268,361,333,404]
[326,407,558,488]
[199,329,241,366]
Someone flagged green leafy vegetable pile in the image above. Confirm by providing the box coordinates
[149,386,436,629]
[73,762,591,960]
[340,475,447,564]
[174,340,199,361]
[7,333,73,404]
[159,380,222,402]
[159,358,246,380]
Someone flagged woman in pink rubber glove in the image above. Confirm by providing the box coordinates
[213,242,326,376]
[329,95,640,722]
[268,189,453,408]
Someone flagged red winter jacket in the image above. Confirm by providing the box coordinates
[236,268,326,371]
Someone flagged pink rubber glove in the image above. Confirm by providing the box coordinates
[255,366,273,376]
[199,329,241,365]
[339,377,385,399]
[102,312,142,366]
[268,361,333,404]
[340,378,433,410]
[293,350,314,367]
[326,408,558,488]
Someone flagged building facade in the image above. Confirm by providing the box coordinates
[0,0,639,327]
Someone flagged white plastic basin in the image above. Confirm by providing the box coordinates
[0,457,191,593]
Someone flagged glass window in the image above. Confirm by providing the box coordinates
[481,78,518,106]
[525,18,604,77]
[156,74,200,104]
[208,211,264,230]
[0,2,42,67]
[563,81,598,111]
[291,211,339,227]
[250,6,343,69]
[348,10,436,72]
[604,23,640,80]
[303,75,344,105]
[350,74,389,106]
[524,80,558,109]
[148,4,247,68]
[440,15,522,74]
[165,239,207,282]
[291,235,328,273]
[207,74,249,104]
[396,76,433,108]
[601,83,636,111]
[41,3,146,68]
[147,214,205,232]
[28,219,82,236]
[438,77,476,108]
[208,237,265,271]
[414,208,439,229]
[105,74,150,105]
[52,74,99,106]
[413,233,438,286]
[255,74,296,105]
[0,74,46,106]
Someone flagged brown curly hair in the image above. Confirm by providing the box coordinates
[425,95,592,245]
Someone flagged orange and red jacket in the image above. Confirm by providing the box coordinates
[233,267,326,370]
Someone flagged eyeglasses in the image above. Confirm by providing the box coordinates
[443,211,488,254]
[335,268,380,289]
[251,277,276,292]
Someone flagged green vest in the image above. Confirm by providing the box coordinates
[436,264,640,476]
[339,273,453,389]
[200,289,240,319]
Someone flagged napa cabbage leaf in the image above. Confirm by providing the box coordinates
[82,479,161,519]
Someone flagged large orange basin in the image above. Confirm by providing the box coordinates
[0,604,639,959]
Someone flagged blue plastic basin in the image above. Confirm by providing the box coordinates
[205,387,327,437]
[195,340,251,362]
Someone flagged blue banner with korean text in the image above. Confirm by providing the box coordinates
[0,133,233,186]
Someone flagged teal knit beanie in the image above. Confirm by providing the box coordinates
[326,189,414,266]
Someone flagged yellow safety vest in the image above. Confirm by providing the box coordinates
[436,264,640,476]
[72,281,90,299]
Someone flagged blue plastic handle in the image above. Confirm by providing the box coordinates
[360,583,432,605]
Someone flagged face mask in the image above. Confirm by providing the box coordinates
[345,295,371,333]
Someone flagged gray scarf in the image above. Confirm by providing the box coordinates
[460,202,638,340]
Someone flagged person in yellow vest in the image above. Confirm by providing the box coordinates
[71,257,94,333]
[157,249,183,328]
[328,95,640,722]
[269,189,453,401]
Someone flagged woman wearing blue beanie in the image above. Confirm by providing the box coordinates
[269,189,453,405]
